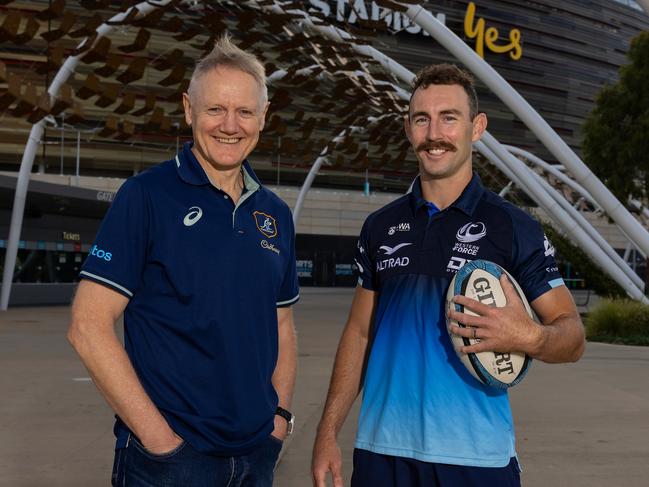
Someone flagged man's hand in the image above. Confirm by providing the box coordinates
[142,429,184,455]
[312,432,344,487]
[448,274,542,355]
[271,413,288,442]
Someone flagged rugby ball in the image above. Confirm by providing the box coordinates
[445,260,533,389]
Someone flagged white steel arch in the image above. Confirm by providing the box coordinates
[477,134,646,301]
[503,146,599,211]
[263,1,646,300]
[3,0,646,308]
[292,114,398,225]
[0,1,173,311]
[401,3,649,258]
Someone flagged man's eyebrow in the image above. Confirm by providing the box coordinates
[410,110,430,119]
[410,108,464,119]
[439,109,463,116]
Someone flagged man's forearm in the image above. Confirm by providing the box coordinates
[530,312,585,363]
[68,311,177,449]
[273,309,297,409]
[316,324,369,439]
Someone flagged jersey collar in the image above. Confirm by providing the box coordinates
[409,172,485,217]
[175,141,261,192]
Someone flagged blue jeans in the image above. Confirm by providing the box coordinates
[111,434,283,486]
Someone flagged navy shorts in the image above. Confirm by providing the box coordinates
[351,449,521,487]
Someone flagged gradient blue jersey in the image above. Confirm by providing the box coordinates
[354,174,564,467]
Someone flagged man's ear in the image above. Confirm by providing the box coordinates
[471,112,488,142]
[259,101,270,131]
[404,113,413,145]
[182,92,192,127]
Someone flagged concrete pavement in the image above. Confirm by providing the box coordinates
[1,288,648,486]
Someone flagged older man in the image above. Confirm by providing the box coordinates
[311,64,584,487]
[68,35,298,486]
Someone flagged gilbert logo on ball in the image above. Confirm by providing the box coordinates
[446,259,533,389]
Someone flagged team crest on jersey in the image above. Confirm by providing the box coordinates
[253,211,277,238]
[456,222,487,243]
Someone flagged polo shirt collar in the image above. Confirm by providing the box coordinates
[175,141,261,192]
[409,172,485,217]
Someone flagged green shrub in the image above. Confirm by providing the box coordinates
[585,299,649,345]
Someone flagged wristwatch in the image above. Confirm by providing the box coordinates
[275,406,295,436]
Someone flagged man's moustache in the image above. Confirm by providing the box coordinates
[416,141,457,152]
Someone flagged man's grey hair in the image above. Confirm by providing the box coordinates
[187,34,268,108]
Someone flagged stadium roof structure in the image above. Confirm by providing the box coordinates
[2,0,649,308]
[0,0,430,181]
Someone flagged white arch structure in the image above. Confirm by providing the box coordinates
[400,4,649,257]
[1,0,173,310]
[270,1,648,301]
[2,0,648,308]
[639,0,649,17]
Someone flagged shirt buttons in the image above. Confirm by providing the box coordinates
[224,195,229,199]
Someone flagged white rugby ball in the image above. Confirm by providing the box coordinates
[445,259,533,389]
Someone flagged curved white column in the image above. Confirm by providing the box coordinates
[402,4,649,259]
[637,0,649,17]
[1,1,173,311]
[477,135,646,301]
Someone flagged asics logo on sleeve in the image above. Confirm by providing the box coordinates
[183,206,203,226]
[379,243,412,255]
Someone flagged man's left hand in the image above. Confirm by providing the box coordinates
[271,413,288,441]
[448,274,542,355]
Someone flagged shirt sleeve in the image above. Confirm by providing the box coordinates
[510,211,564,302]
[79,178,149,298]
[355,216,376,291]
[277,210,299,307]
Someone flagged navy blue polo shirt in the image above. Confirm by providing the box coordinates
[354,173,564,467]
[80,142,299,455]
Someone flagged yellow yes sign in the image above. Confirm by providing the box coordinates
[464,2,522,60]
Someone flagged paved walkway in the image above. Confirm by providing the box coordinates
[1,288,648,486]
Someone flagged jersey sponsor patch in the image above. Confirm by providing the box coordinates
[379,242,412,256]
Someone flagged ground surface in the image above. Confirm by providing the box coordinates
[1,288,648,486]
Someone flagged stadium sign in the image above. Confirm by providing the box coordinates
[307,1,523,60]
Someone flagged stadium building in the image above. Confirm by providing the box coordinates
[0,0,647,305]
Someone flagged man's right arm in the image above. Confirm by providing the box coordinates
[311,285,377,487]
[67,279,182,454]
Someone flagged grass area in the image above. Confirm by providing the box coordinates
[585,299,649,346]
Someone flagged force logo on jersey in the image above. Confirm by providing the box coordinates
[253,211,277,238]
[456,222,487,243]
[447,222,485,272]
